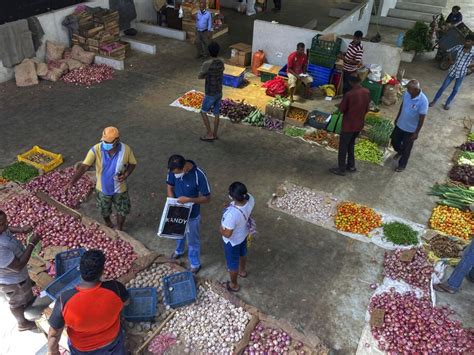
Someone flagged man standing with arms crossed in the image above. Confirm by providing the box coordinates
[195,1,213,59]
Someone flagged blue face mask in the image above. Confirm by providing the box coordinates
[102,142,115,151]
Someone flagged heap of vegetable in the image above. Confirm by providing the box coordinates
[428,234,464,259]
[449,165,474,186]
[283,126,306,137]
[367,119,393,147]
[286,107,308,124]
[242,109,264,127]
[226,100,255,123]
[364,113,382,126]
[429,205,473,240]
[354,140,383,164]
[269,96,290,110]
[26,152,54,165]
[219,98,237,117]
[467,132,474,142]
[335,201,382,235]
[0,177,8,185]
[244,322,306,354]
[383,222,419,245]
[429,183,474,210]
[178,91,204,109]
[264,116,283,130]
[303,130,339,149]
[460,142,474,152]
[2,162,39,183]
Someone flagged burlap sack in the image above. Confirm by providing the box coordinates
[40,68,63,82]
[48,60,69,73]
[71,45,95,65]
[36,62,48,76]
[63,58,84,70]
[15,59,39,87]
[46,41,66,62]
[63,49,72,60]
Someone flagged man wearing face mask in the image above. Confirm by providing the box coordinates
[166,155,211,274]
[68,127,137,231]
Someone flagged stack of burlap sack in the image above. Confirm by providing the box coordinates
[14,40,96,86]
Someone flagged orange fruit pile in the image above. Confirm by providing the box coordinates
[335,202,382,235]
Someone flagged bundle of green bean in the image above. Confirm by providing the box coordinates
[354,140,383,164]
[429,183,474,210]
[1,162,39,183]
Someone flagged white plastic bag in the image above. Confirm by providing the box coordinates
[246,0,256,15]
[157,198,194,239]
[178,6,184,18]
[367,64,382,81]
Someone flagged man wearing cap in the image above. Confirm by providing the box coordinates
[68,127,137,230]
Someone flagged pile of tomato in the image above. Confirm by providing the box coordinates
[429,205,474,240]
[178,91,204,109]
[335,201,382,235]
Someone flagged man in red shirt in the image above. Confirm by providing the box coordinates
[287,42,313,102]
[330,75,370,176]
[47,250,129,355]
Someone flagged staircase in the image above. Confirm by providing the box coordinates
[329,0,447,30]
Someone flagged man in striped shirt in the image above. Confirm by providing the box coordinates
[342,31,364,94]
[430,34,473,110]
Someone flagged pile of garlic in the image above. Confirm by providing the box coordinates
[125,262,177,334]
[161,283,251,353]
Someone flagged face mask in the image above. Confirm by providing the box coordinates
[228,195,233,201]
[102,142,114,151]
[174,172,184,179]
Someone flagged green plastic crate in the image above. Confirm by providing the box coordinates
[311,35,342,56]
[362,79,383,105]
[260,71,277,82]
[308,50,336,68]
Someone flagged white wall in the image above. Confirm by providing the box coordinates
[378,0,397,16]
[133,0,156,23]
[323,0,374,37]
[252,20,321,67]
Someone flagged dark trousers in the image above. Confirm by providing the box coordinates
[391,126,415,168]
[338,131,359,171]
[274,0,281,9]
[343,70,355,94]
[196,30,209,56]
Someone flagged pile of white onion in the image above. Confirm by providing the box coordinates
[1,194,136,279]
[25,167,94,208]
[161,283,251,353]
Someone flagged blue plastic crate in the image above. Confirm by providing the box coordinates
[45,266,82,301]
[162,271,197,309]
[123,287,158,322]
[279,64,332,88]
[223,73,244,88]
[55,248,86,277]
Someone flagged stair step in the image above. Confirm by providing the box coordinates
[329,8,351,19]
[338,2,358,10]
[400,0,447,7]
[371,15,419,30]
[388,8,434,22]
[395,1,443,14]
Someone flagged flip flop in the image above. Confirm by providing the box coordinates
[433,283,456,294]
[224,281,240,292]
[18,321,37,332]
[239,271,248,278]
[200,136,215,142]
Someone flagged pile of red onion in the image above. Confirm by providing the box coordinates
[243,322,306,354]
[383,248,434,292]
[25,167,94,209]
[148,333,177,354]
[370,289,473,353]
[1,194,136,279]
[61,64,114,86]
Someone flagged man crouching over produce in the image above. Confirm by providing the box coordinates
[0,210,40,331]
[67,127,137,230]
[48,250,129,355]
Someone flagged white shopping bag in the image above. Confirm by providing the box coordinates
[157,198,194,239]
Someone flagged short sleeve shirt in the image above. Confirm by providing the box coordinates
[221,194,255,246]
[166,161,211,218]
[396,91,429,133]
[287,52,307,75]
[343,42,364,72]
[339,86,371,133]
[83,142,137,196]
[49,281,129,352]
[0,230,29,285]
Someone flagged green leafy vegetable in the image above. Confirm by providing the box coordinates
[283,126,306,137]
[367,119,394,147]
[383,222,419,245]
[1,162,39,183]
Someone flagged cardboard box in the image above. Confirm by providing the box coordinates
[265,104,286,121]
[285,105,309,127]
[229,43,252,67]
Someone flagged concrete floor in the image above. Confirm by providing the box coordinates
[1,9,473,354]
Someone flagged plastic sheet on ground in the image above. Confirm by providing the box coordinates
[169,90,203,113]
[356,324,384,355]
[369,214,426,250]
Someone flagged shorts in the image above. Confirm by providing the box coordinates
[0,277,34,308]
[69,330,126,355]
[201,93,222,116]
[96,190,131,217]
[223,238,248,272]
[288,73,313,89]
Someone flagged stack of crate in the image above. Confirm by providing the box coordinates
[181,2,196,43]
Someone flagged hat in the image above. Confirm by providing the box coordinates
[102,127,120,142]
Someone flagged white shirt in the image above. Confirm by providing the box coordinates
[221,194,255,246]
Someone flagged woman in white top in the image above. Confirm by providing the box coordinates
[220,182,255,292]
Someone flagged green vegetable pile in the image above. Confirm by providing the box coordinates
[1,162,39,183]
[365,114,382,126]
[383,222,419,245]
[355,140,383,164]
[458,151,474,166]
[367,119,394,147]
[429,183,474,210]
[242,109,264,127]
[269,95,291,109]
[283,126,306,137]
[403,21,432,53]
[468,132,474,142]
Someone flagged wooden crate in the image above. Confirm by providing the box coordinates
[285,105,309,127]
[80,24,104,38]
[265,104,286,121]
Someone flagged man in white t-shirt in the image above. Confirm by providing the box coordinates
[220,182,255,292]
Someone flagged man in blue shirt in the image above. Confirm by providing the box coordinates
[391,80,428,172]
[166,155,211,274]
[195,2,213,58]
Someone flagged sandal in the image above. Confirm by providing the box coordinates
[224,281,240,292]
[200,136,215,142]
[239,271,248,278]
[18,321,37,332]
[433,283,457,294]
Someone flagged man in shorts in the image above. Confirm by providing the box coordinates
[0,210,40,331]
[287,42,313,102]
[199,41,224,142]
[68,127,137,230]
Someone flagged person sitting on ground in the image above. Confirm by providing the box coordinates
[446,6,463,27]
[434,239,473,294]
[0,210,40,331]
[48,250,129,355]
[198,41,224,142]
[287,42,313,103]
[220,182,255,292]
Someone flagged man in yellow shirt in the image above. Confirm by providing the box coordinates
[68,127,137,230]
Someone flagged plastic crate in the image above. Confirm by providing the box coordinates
[123,287,158,322]
[44,266,82,301]
[307,64,333,88]
[17,146,63,173]
[162,271,197,308]
[223,73,244,88]
[311,34,342,55]
[260,71,277,83]
[308,51,336,68]
[307,110,331,130]
[362,79,383,105]
[55,248,86,277]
